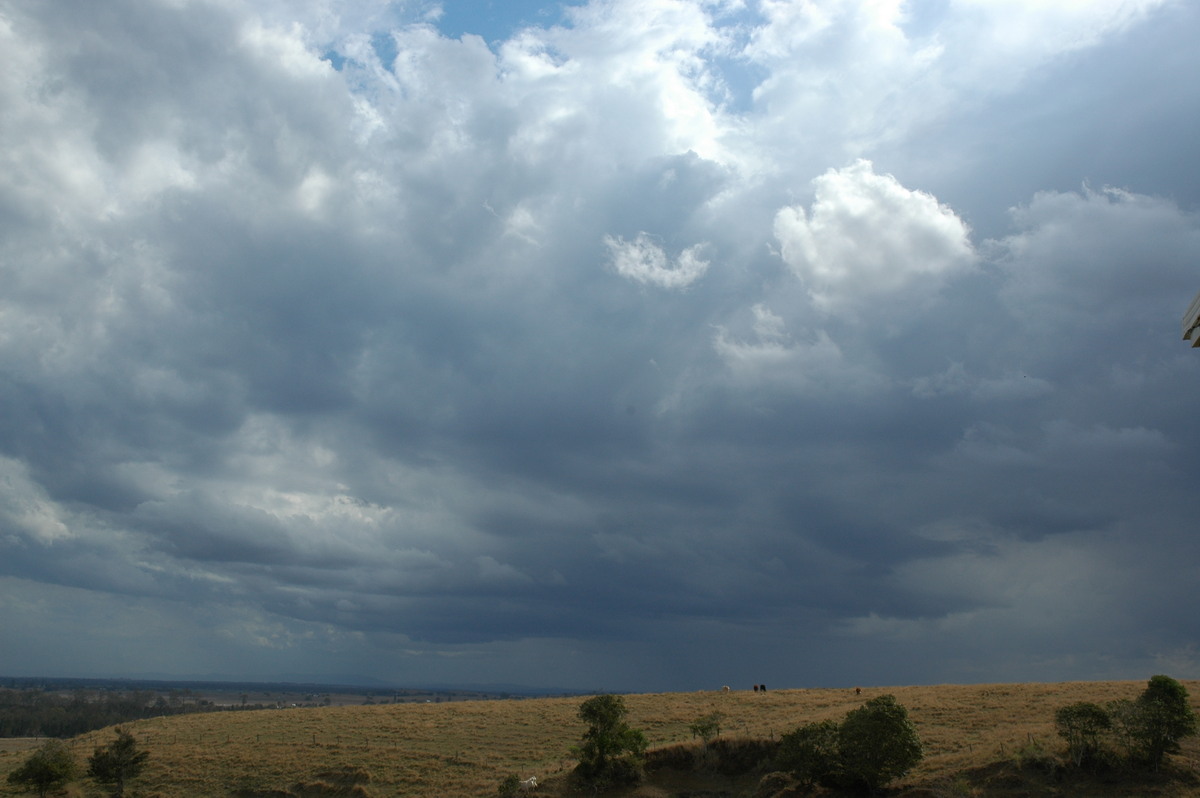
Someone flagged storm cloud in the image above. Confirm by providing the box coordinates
[1,0,1199,692]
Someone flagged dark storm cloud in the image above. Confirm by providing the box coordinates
[1,0,1199,691]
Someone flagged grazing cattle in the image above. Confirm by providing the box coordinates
[722,685,731,693]
[855,687,861,696]
[519,775,538,792]
[753,684,759,693]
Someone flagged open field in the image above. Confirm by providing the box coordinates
[0,740,41,755]
[1,680,1198,796]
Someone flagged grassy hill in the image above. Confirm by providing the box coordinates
[1,680,1197,797]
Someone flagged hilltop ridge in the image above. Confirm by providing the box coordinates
[1,680,1197,797]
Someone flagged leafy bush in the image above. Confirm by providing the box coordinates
[6,739,77,798]
[706,737,778,775]
[776,695,923,793]
[838,694,924,792]
[1137,674,1198,769]
[1107,675,1198,770]
[1010,736,1059,775]
[689,711,723,744]
[497,773,521,797]
[571,694,648,791]
[1106,697,1143,761]
[87,727,149,797]
[1055,701,1111,767]
[775,719,839,788]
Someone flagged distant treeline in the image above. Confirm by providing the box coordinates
[0,687,228,738]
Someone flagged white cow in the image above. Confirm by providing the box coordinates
[519,775,538,792]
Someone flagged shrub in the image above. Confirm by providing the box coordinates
[6,739,77,798]
[1137,675,1198,769]
[87,727,149,797]
[837,694,924,792]
[643,742,695,771]
[777,695,923,793]
[1055,701,1111,767]
[1099,676,1195,768]
[497,773,521,797]
[775,719,839,788]
[707,737,778,775]
[1106,698,1144,763]
[1010,736,1059,775]
[1109,675,1199,770]
[571,694,648,791]
[689,711,724,744]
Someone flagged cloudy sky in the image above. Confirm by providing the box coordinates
[2,0,1199,694]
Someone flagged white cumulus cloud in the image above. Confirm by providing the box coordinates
[605,232,710,289]
[774,159,976,311]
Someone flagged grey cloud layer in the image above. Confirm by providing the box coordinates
[1,0,1199,690]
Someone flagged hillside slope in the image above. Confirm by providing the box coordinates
[0,681,1197,796]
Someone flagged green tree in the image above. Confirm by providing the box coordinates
[775,719,839,789]
[1106,698,1144,763]
[688,711,724,745]
[1134,675,1198,770]
[572,694,648,790]
[1106,676,1199,771]
[1054,701,1111,767]
[6,739,76,798]
[837,694,923,792]
[87,727,149,797]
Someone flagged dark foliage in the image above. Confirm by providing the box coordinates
[775,719,839,788]
[0,686,214,738]
[1107,675,1199,771]
[1054,701,1112,768]
[774,695,923,793]
[646,736,779,778]
[572,694,648,791]
[87,727,149,797]
[1137,675,1198,769]
[497,773,522,797]
[6,739,77,798]
[837,695,924,792]
[689,711,724,744]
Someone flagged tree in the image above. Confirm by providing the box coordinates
[1134,675,1198,770]
[6,739,76,798]
[572,694,648,790]
[837,694,924,792]
[1106,698,1145,763]
[87,727,149,797]
[1055,701,1111,767]
[1105,676,1198,771]
[775,719,839,789]
[688,711,724,745]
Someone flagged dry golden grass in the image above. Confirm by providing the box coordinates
[0,740,42,755]
[0,680,1197,797]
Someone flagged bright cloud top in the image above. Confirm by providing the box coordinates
[774,159,976,311]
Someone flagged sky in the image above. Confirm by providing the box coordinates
[1,0,1199,694]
